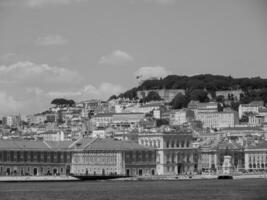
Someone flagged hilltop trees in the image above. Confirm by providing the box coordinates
[170,93,189,109]
[51,98,75,107]
[144,91,162,102]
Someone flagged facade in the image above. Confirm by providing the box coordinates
[245,141,267,171]
[138,129,198,175]
[195,111,238,129]
[0,140,72,176]
[70,138,156,176]
[169,109,195,126]
[238,101,264,119]
[199,140,244,173]
[37,130,65,141]
[2,115,21,127]
[215,89,243,101]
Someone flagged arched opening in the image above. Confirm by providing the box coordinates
[126,169,130,176]
[33,168,38,176]
[151,169,155,175]
[138,169,143,176]
[53,168,57,175]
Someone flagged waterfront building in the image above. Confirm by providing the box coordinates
[137,128,198,175]
[0,140,72,176]
[199,140,244,173]
[244,141,267,171]
[70,137,156,176]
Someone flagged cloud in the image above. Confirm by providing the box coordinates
[0,91,22,115]
[26,0,86,8]
[48,82,124,100]
[134,66,171,80]
[145,0,176,4]
[99,50,134,65]
[0,61,82,87]
[35,35,68,46]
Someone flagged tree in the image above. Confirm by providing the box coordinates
[170,93,189,109]
[108,95,117,101]
[156,119,169,127]
[144,91,162,102]
[189,89,209,102]
[51,98,75,107]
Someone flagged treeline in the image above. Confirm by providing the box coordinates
[139,74,267,91]
[116,74,267,100]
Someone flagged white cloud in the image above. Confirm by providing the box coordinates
[145,0,176,4]
[48,82,124,100]
[134,66,171,80]
[0,61,82,86]
[99,50,134,65]
[26,0,86,8]
[35,35,68,46]
[0,91,22,115]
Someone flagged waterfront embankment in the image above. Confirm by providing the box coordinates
[0,175,79,182]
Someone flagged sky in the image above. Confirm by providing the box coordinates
[0,0,267,116]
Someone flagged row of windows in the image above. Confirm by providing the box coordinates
[0,151,71,163]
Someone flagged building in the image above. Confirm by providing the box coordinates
[195,111,238,129]
[70,137,156,176]
[238,101,264,119]
[199,140,244,173]
[0,140,72,176]
[169,109,195,126]
[37,130,66,141]
[215,89,243,101]
[245,141,267,171]
[2,115,21,127]
[138,128,198,175]
[188,101,218,114]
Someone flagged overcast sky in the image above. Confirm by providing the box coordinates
[0,0,267,116]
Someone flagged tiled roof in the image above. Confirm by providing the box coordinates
[45,141,73,150]
[211,140,242,150]
[75,137,153,151]
[247,141,267,150]
[0,140,51,150]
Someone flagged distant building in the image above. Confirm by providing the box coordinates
[169,109,195,126]
[37,130,65,141]
[215,89,243,101]
[195,111,238,129]
[238,101,264,119]
[188,101,218,115]
[2,115,21,127]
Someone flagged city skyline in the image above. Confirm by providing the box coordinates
[0,0,267,115]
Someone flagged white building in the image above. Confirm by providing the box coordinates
[195,111,238,129]
[169,109,195,126]
[238,101,264,119]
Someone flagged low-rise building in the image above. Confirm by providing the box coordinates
[238,101,264,119]
[70,137,156,176]
[0,140,72,176]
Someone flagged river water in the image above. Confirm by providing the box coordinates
[0,179,266,200]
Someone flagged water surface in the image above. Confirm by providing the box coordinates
[0,179,266,200]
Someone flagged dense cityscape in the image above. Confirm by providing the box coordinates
[1,75,267,179]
